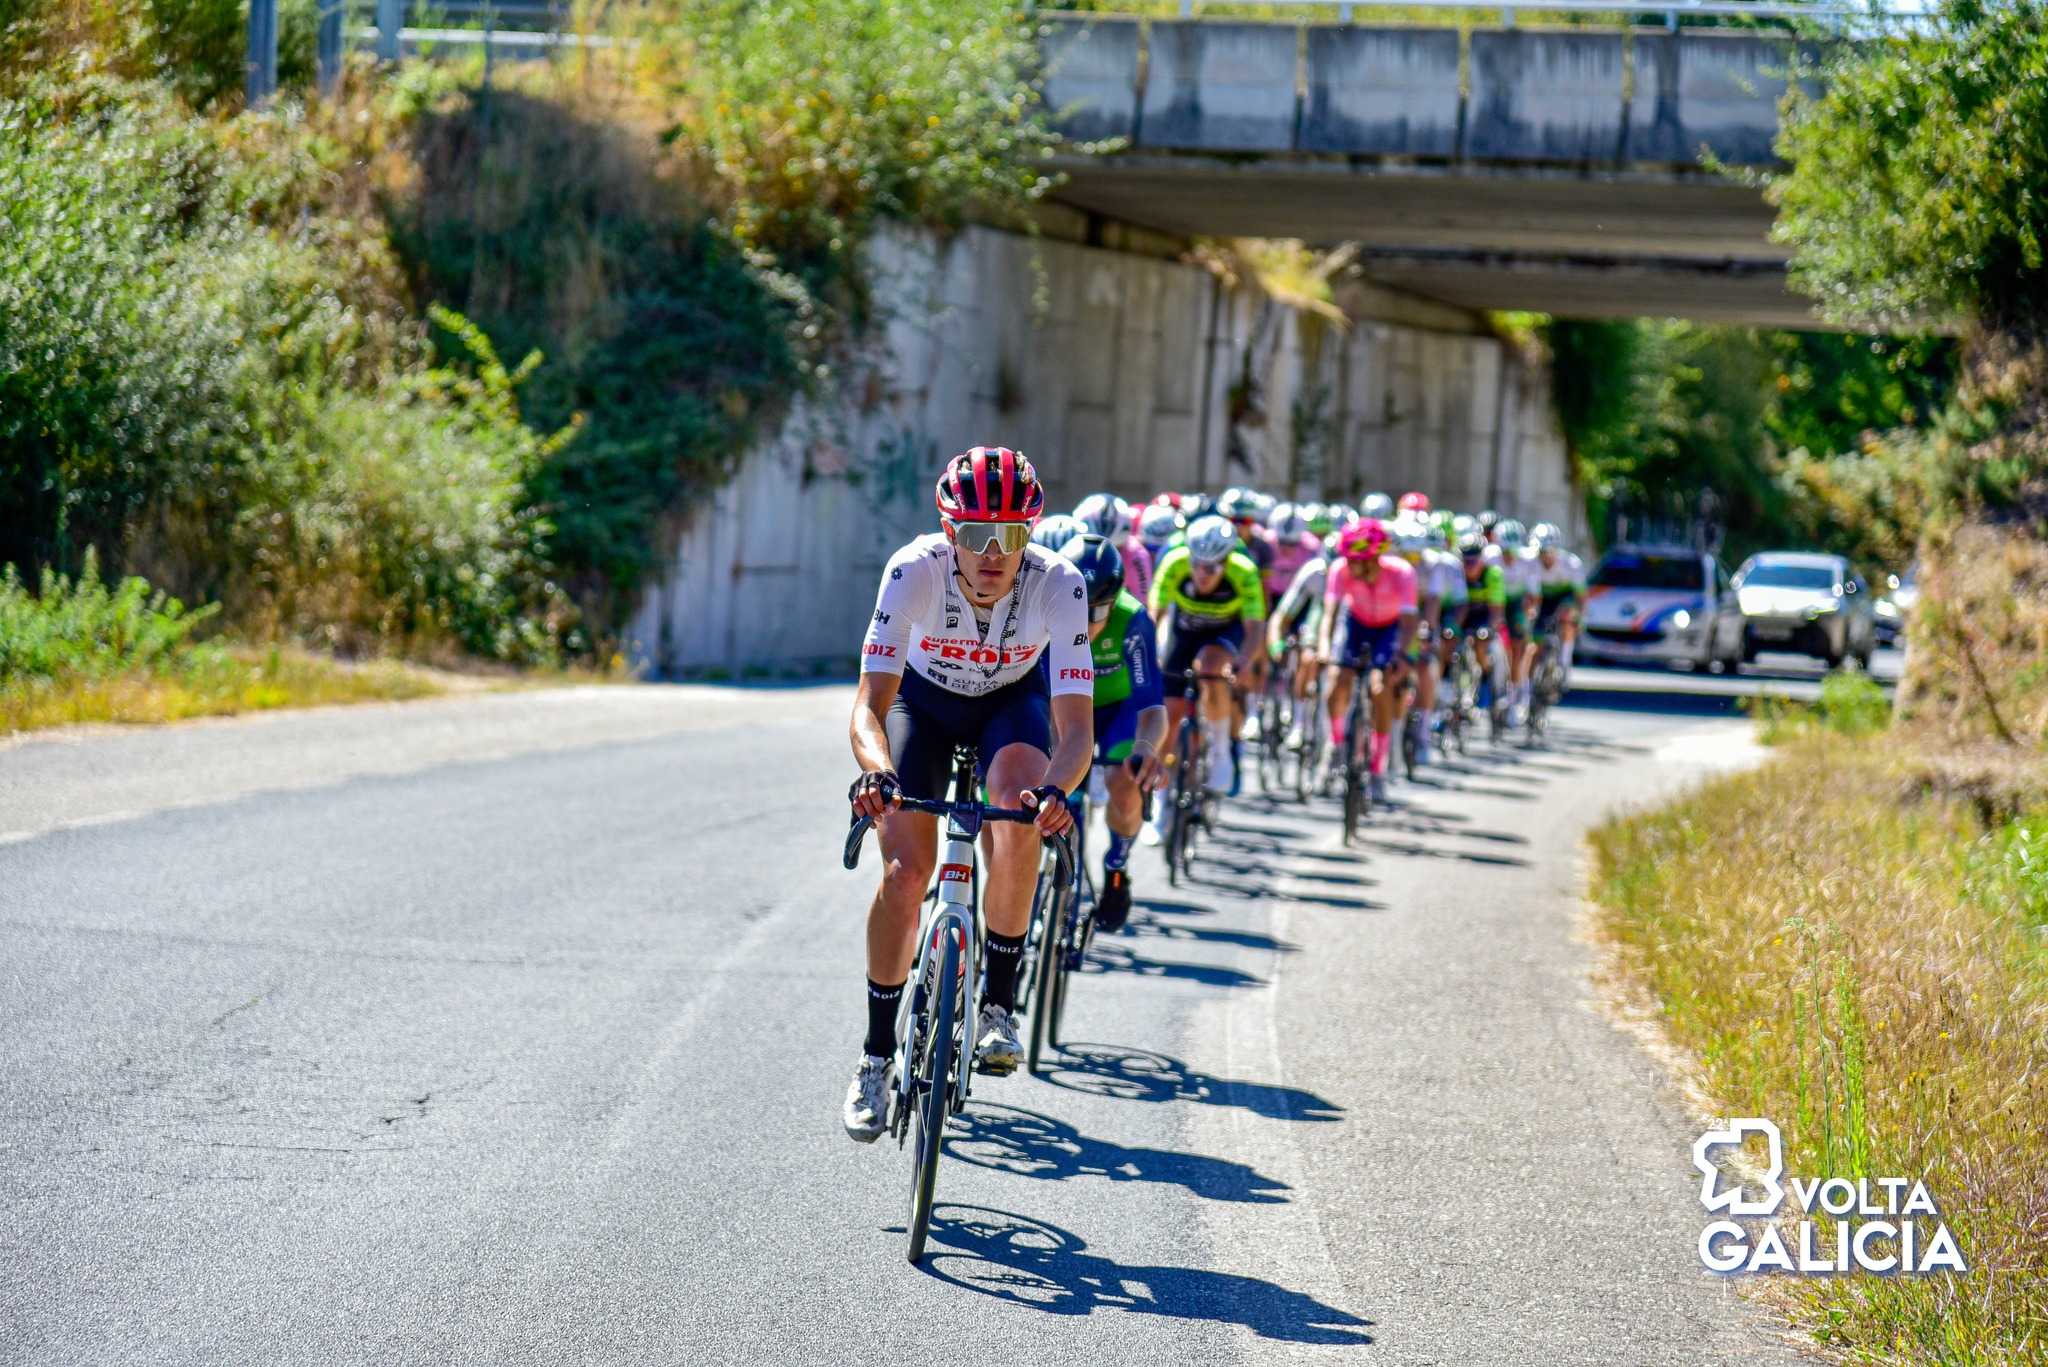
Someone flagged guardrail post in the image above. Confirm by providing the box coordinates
[1501,4,1516,28]
[376,0,402,61]
[246,0,278,106]
[316,0,344,94]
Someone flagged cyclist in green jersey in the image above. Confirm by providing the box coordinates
[1058,535,1167,930]
[1149,515,1265,797]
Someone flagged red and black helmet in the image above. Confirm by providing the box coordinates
[935,446,1044,523]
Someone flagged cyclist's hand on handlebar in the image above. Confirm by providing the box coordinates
[1127,747,1166,794]
[849,769,902,819]
[1020,785,1075,839]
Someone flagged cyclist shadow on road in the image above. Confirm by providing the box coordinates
[920,1204,1375,1345]
[1042,1041,1342,1124]
[946,1102,1288,1204]
[1125,915,1300,955]
[1085,940,1267,990]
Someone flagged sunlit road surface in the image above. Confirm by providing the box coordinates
[2,674,1807,1364]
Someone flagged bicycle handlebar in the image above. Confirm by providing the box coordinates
[843,796,1076,871]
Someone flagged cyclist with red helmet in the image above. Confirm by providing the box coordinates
[1317,517,1420,806]
[843,446,1094,1142]
[1398,491,1431,517]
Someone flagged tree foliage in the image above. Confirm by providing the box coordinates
[1771,0,2048,338]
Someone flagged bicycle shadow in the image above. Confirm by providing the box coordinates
[919,1205,1375,1345]
[1352,836,1531,868]
[1130,920,1300,954]
[1127,896,1215,919]
[946,1103,1289,1204]
[1197,876,1387,911]
[1084,941,1266,990]
[1042,1041,1343,1123]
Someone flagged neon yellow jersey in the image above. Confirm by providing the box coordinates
[1150,546,1267,624]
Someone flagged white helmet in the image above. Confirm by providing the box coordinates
[1496,518,1529,551]
[1361,492,1395,520]
[1137,503,1182,551]
[1530,521,1564,551]
[1392,516,1432,555]
[1030,513,1085,552]
[1452,513,1478,541]
[1269,504,1308,541]
[1185,515,1237,565]
[1073,492,1131,542]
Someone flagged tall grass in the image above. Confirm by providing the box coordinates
[0,553,439,733]
[1590,737,2048,1361]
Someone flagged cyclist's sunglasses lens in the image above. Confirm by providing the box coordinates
[1089,601,1113,623]
[946,519,1031,554]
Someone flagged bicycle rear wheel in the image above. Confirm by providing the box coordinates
[906,928,959,1265]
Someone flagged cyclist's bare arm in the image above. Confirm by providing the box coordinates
[849,673,902,817]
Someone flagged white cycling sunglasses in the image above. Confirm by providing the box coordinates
[945,518,1034,555]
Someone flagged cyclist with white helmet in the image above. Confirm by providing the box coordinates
[1360,492,1395,522]
[1074,491,1151,605]
[1149,514,1265,798]
[1524,523,1587,688]
[1030,513,1086,553]
[1264,502,1323,608]
[1136,502,1182,562]
[1431,513,1470,717]
[1319,517,1419,806]
[1493,518,1541,724]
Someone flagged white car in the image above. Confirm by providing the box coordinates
[1578,545,1744,672]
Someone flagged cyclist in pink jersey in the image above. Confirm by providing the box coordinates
[1263,504,1322,606]
[1074,491,1153,604]
[1316,517,1419,805]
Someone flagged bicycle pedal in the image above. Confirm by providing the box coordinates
[973,1056,1018,1078]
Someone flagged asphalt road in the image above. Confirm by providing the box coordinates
[1,671,1816,1365]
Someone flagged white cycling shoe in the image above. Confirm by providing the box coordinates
[974,1005,1021,1076]
[842,1053,894,1143]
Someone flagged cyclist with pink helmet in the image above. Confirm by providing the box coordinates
[1316,516,1419,806]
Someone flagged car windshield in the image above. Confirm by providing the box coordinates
[1740,563,1837,591]
[1590,554,1702,591]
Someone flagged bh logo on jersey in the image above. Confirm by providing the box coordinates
[1692,1118,1966,1275]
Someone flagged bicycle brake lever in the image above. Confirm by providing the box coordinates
[844,813,874,870]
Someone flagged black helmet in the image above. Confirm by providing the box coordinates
[1059,533,1124,609]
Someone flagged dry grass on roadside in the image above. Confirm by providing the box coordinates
[0,646,444,735]
[1589,735,2048,1364]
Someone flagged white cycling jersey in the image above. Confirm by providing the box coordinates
[1531,549,1587,597]
[1423,548,1463,603]
[861,534,1094,699]
[1501,546,1542,601]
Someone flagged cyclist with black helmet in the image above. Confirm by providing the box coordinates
[1056,534,1168,931]
[844,446,1093,1143]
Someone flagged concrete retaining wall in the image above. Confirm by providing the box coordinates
[630,225,1578,676]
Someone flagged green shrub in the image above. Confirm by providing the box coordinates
[0,76,576,662]
[0,550,219,682]
[650,0,1059,273]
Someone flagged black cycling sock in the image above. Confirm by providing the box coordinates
[864,978,905,1059]
[982,931,1027,1013]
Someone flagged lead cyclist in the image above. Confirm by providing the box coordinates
[843,446,1093,1143]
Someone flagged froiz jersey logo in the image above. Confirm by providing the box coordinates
[1693,1119,1967,1276]
[919,638,1039,666]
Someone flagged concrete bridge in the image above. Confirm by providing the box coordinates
[1040,17,1822,326]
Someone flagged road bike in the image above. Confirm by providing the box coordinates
[1526,625,1569,744]
[1256,643,1319,800]
[1439,629,1473,758]
[1019,780,1086,1076]
[1163,669,1232,886]
[1338,665,1375,845]
[1460,626,1509,744]
[843,745,1074,1265]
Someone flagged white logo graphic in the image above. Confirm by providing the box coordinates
[1692,1117,1784,1216]
[1694,1117,1967,1277]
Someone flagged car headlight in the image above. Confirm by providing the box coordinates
[1672,610,1692,630]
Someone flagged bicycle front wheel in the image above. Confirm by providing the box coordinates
[906,928,960,1264]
